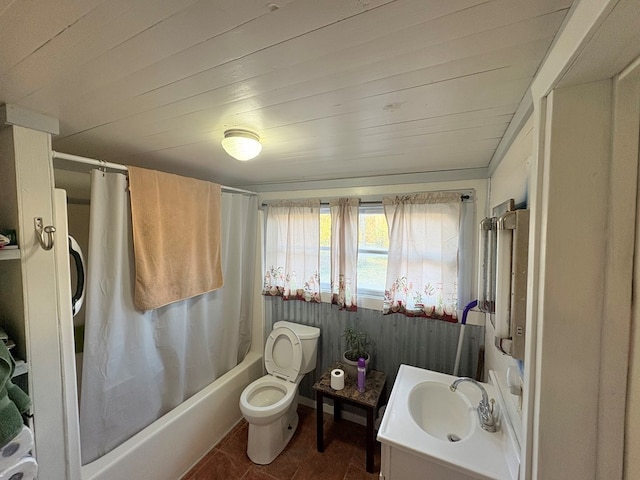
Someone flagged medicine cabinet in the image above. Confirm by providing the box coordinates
[477,199,530,360]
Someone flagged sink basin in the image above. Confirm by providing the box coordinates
[408,381,473,442]
[377,365,518,480]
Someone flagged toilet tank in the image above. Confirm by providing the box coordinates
[273,321,320,374]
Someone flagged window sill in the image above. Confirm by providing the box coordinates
[320,292,383,312]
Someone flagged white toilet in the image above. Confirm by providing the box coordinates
[239,321,320,464]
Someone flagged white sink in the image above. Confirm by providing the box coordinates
[377,365,518,480]
[408,381,474,442]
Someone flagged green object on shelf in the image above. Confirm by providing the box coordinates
[0,341,31,447]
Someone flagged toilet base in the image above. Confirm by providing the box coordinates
[247,400,299,464]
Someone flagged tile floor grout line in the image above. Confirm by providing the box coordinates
[183,404,381,479]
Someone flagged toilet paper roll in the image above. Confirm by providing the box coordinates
[0,455,38,480]
[330,369,345,390]
[0,426,34,472]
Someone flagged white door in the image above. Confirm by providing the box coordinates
[52,188,82,480]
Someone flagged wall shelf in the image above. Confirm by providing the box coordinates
[12,358,27,378]
[0,248,20,261]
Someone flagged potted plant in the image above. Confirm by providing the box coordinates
[342,326,372,379]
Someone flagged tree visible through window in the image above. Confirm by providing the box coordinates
[357,205,388,295]
[320,204,388,298]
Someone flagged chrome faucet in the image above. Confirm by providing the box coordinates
[450,377,497,433]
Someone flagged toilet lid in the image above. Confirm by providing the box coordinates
[264,327,302,382]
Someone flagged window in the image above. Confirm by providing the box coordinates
[356,205,388,296]
[275,191,474,316]
[320,204,389,298]
[319,207,331,292]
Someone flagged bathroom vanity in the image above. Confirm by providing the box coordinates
[377,365,519,480]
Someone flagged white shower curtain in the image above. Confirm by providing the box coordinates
[79,170,257,464]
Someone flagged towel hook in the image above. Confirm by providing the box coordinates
[34,217,56,251]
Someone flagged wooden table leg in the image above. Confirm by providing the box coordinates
[334,399,342,421]
[316,391,324,452]
[366,406,374,473]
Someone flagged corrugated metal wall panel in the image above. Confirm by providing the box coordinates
[264,297,484,402]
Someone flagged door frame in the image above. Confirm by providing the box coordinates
[618,57,640,480]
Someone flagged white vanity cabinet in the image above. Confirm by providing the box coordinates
[380,443,489,480]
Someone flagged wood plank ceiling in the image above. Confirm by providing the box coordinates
[0,0,573,189]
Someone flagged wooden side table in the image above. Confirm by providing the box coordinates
[312,364,387,473]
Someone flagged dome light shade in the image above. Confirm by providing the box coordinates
[221,129,262,161]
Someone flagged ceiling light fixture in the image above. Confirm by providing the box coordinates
[221,129,262,161]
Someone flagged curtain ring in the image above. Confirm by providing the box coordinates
[34,217,56,251]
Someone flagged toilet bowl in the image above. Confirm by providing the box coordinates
[239,321,320,465]
[240,375,298,426]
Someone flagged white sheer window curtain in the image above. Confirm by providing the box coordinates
[383,192,460,321]
[330,198,359,310]
[263,200,321,302]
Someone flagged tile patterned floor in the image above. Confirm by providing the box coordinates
[183,404,381,480]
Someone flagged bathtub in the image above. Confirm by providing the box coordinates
[79,351,263,480]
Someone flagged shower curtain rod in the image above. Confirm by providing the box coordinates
[51,150,258,196]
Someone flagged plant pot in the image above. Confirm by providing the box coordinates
[342,351,370,380]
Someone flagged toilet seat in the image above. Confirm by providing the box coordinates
[264,327,302,382]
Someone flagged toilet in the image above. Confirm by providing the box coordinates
[239,321,320,464]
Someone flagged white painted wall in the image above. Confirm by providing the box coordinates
[489,116,532,209]
[514,1,640,477]
[614,57,640,480]
[485,115,534,448]
[532,80,612,480]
